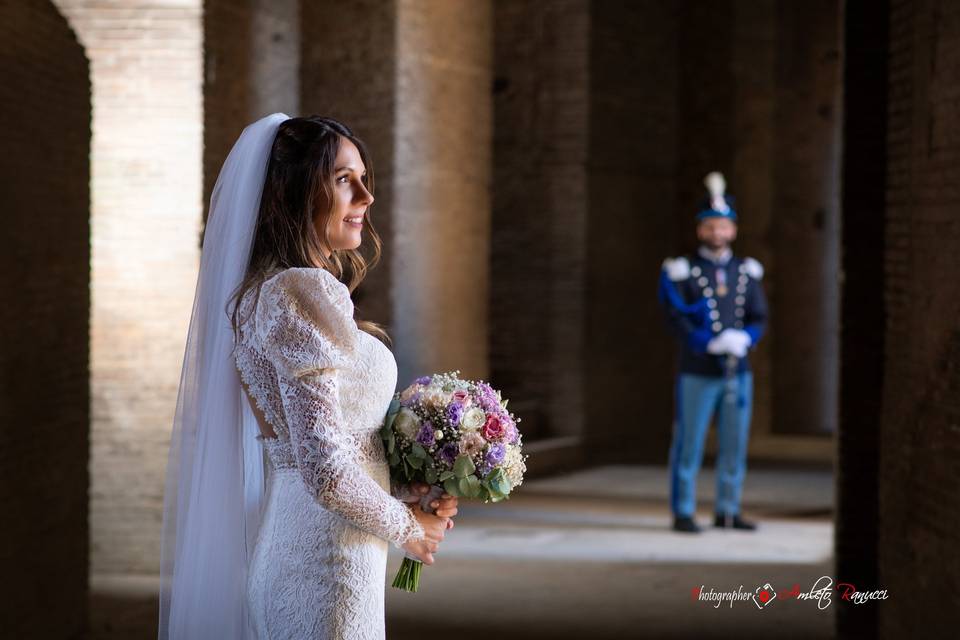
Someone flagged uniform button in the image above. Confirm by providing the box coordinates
[736,285,747,294]
[709,310,720,320]
[691,266,701,277]
[738,264,746,273]
[735,295,746,305]
[698,277,708,287]
[734,321,744,329]
[707,298,717,308]
[738,275,749,285]
[703,288,714,297]
[735,308,745,317]
[712,321,723,332]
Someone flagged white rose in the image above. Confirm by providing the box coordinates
[421,389,450,409]
[394,408,421,440]
[461,407,486,431]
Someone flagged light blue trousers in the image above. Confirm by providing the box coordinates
[668,372,753,518]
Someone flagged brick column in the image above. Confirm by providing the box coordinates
[490,0,589,442]
[770,0,843,436]
[878,0,960,634]
[0,3,90,634]
[54,0,203,574]
[391,0,493,385]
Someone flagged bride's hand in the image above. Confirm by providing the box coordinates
[401,482,459,530]
[401,507,448,565]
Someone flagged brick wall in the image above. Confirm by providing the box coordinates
[879,0,960,634]
[490,0,589,442]
[584,0,680,461]
[0,1,90,635]
[54,0,203,574]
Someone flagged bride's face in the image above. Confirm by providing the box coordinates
[316,137,374,256]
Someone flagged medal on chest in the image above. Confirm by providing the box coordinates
[715,267,728,298]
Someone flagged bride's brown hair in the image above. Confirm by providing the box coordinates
[228,115,388,342]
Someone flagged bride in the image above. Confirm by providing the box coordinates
[158,113,458,639]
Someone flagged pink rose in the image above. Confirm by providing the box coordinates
[482,414,507,442]
[451,390,472,406]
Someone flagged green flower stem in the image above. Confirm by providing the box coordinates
[391,557,423,592]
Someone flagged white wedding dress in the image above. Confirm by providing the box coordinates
[233,266,425,639]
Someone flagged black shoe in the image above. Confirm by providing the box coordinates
[714,513,757,530]
[673,516,702,533]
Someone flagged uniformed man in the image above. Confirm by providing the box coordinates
[658,172,768,533]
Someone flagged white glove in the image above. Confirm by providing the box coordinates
[706,328,752,358]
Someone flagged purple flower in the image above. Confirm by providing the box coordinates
[498,414,518,443]
[415,421,436,447]
[485,443,506,465]
[416,375,432,385]
[439,442,459,465]
[475,383,501,413]
[400,391,422,408]
[446,402,465,426]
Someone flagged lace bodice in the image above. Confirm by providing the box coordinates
[233,267,423,548]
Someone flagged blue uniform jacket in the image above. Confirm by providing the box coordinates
[658,252,768,377]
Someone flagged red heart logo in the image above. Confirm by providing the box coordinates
[759,590,770,603]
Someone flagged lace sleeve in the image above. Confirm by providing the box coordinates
[258,269,425,547]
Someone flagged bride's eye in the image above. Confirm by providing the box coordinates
[337,174,349,184]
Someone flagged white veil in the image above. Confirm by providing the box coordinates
[158,112,291,639]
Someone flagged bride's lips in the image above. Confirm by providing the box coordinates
[344,214,364,229]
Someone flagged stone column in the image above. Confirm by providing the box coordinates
[204,0,300,219]
[391,0,493,385]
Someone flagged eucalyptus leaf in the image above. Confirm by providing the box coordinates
[443,477,461,497]
[439,470,456,482]
[464,474,481,498]
[411,443,427,460]
[405,453,423,469]
[425,467,438,484]
[383,403,400,431]
[453,455,476,479]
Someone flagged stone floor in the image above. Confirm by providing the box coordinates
[87,464,836,639]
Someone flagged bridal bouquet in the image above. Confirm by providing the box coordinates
[380,371,527,592]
